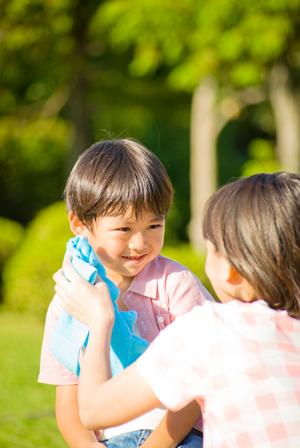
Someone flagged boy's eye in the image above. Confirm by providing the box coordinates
[148,224,162,230]
[116,227,131,232]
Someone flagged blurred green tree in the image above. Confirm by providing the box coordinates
[0,0,90,221]
[2,0,300,245]
[242,138,281,177]
[0,0,192,236]
[0,0,102,157]
[92,0,300,249]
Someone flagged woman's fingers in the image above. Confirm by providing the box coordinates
[62,255,81,282]
[54,259,84,297]
[54,283,70,305]
[53,268,68,286]
[55,282,88,323]
[53,266,80,312]
[53,255,115,327]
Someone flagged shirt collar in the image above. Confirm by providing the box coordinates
[126,256,159,299]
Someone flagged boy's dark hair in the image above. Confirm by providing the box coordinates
[65,138,173,225]
[203,172,300,318]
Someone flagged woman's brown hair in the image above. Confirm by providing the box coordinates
[203,172,300,318]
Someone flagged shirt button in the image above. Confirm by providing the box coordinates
[157,316,164,324]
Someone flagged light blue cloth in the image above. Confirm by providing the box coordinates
[50,236,149,376]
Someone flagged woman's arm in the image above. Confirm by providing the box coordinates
[54,258,161,429]
[81,322,200,448]
[79,324,160,429]
[54,258,201,442]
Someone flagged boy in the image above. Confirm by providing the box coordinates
[39,139,211,447]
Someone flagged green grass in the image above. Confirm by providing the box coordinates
[0,311,66,448]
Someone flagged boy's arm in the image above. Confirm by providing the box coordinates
[140,401,201,448]
[56,384,105,448]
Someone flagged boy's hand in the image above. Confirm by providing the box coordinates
[53,256,115,329]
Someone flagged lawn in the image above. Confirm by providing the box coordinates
[0,311,66,448]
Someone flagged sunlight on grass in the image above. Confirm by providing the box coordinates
[0,311,66,448]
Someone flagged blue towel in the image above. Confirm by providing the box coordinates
[50,236,149,376]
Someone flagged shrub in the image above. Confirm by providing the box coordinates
[0,217,24,268]
[3,202,72,317]
[0,217,25,299]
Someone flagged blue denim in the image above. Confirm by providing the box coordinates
[102,428,203,447]
[177,430,203,447]
[102,429,152,447]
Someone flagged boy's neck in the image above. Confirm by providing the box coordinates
[105,269,133,295]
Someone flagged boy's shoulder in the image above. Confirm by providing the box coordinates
[137,255,201,288]
[131,255,211,309]
[157,253,190,269]
[148,254,193,277]
[131,255,196,293]
[151,256,213,303]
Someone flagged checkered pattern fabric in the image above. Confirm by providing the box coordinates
[138,300,300,447]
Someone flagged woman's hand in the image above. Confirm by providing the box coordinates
[53,256,115,329]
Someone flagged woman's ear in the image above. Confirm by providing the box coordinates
[218,256,243,287]
[68,211,86,235]
[225,263,256,302]
[226,265,244,286]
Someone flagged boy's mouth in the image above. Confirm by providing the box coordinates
[122,254,147,261]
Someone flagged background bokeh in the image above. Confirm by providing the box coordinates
[1,0,299,446]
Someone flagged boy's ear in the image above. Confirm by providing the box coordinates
[68,211,86,236]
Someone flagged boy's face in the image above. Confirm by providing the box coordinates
[82,208,165,287]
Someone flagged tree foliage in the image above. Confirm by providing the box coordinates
[0,0,72,114]
[0,0,194,233]
[95,0,300,92]
[92,0,300,250]
[1,0,300,242]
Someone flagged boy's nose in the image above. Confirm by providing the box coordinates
[128,232,148,252]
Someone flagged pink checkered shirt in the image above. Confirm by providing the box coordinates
[137,300,300,447]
